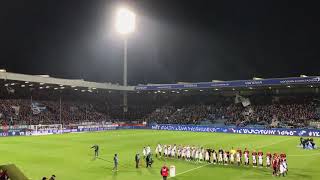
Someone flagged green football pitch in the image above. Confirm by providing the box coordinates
[0,130,319,180]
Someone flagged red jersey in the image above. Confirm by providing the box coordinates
[277,158,281,167]
[272,159,278,168]
[161,166,169,177]
[258,151,263,156]
[280,153,286,160]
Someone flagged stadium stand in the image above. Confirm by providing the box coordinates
[1,83,320,129]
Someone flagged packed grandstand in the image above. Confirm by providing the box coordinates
[1,74,319,129]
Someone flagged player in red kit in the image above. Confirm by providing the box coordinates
[272,156,279,176]
[252,150,257,167]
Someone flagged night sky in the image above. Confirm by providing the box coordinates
[1,0,320,85]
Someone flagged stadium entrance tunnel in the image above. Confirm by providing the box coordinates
[0,164,29,180]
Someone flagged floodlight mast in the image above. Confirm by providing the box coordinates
[115,7,136,113]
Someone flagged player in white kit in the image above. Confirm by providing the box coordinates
[236,151,241,166]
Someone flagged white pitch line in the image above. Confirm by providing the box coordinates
[289,152,320,157]
[256,138,292,149]
[168,163,211,179]
[167,137,293,179]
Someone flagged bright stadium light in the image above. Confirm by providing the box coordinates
[114,7,136,113]
[115,8,136,34]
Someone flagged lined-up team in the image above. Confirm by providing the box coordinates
[150,144,288,176]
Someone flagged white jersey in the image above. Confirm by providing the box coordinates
[168,146,172,155]
[171,147,176,157]
[192,149,196,158]
[195,150,199,159]
[218,152,223,162]
[186,148,191,158]
[252,155,257,164]
[213,152,217,160]
[224,153,228,162]
[143,148,147,156]
[146,146,151,155]
[156,144,162,153]
[283,161,287,171]
[236,153,241,162]
[199,151,203,160]
[244,153,249,163]
[205,151,209,161]
[258,155,263,165]
[280,161,286,173]
[230,153,234,162]
[266,156,271,165]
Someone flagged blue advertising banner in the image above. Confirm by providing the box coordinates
[151,124,320,137]
[135,76,320,90]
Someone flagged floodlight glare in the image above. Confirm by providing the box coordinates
[115,8,136,34]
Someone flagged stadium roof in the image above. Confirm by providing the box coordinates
[1,71,319,92]
[136,76,320,91]
[0,71,134,91]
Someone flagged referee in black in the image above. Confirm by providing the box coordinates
[135,153,140,168]
[91,144,99,157]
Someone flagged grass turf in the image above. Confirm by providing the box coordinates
[0,130,319,180]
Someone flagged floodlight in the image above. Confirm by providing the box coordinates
[115,8,136,34]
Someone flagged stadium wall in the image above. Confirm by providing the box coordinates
[150,124,320,137]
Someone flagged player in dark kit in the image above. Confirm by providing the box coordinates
[91,144,99,157]
[135,153,140,168]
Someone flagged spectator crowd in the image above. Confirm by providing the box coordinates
[0,86,319,128]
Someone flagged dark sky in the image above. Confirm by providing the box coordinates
[1,0,320,85]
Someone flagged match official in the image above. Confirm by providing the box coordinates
[91,144,99,157]
[135,153,140,168]
[113,154,118,171]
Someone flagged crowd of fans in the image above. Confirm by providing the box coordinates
[143,95,320,128]
[0,99,108,126]
[0,86,319,128]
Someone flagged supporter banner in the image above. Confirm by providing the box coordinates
[151,124,320,137]
[135,76,320,90]
[31,102,46,115]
